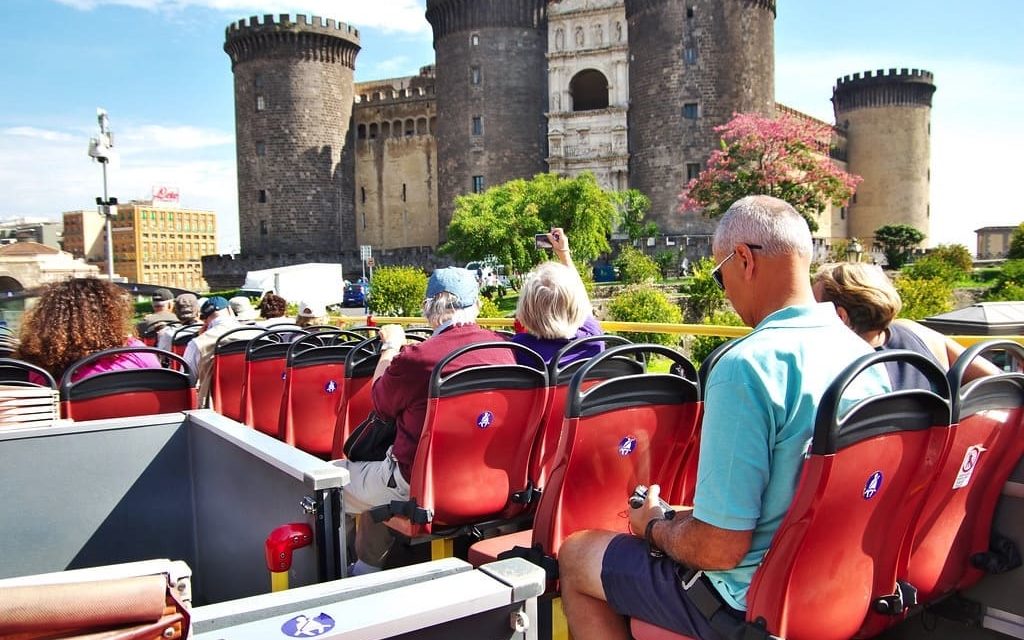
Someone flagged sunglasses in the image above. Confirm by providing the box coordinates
[711,244,763,290]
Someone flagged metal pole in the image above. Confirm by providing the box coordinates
[102,160,114,279]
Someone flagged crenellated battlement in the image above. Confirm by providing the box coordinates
[625,0,775,18]
[354,85,436,105]
[426,0,547,39]
[224,14,361,69]
[833,68,936,113]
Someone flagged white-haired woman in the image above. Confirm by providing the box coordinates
[512,228,603,365]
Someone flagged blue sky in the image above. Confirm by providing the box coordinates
[0,0,1020,254]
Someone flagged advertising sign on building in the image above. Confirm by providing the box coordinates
[152,185,180,208]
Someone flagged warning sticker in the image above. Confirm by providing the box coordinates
[952,445,986,490]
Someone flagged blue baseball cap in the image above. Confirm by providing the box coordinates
[200,295,229,320]
[426,267,479,308]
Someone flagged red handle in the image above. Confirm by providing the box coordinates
[265,523,313,572]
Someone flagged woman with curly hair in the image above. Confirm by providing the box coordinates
[17,278,161,383]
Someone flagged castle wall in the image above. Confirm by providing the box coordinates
[625,0,775,235]
[225,14,361,256]
[426,0,549,241]
[833,69,934,245]
[547,0,629,191]
[353,84,439,250]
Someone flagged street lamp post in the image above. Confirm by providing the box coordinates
[88,108,117,279]
[846,238,864,263]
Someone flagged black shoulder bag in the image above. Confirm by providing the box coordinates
[343,410,397,462]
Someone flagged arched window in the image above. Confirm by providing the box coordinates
[570,69,609,111]
[393,120,403,137]
[405,119,415,136]
[357,124,367,139]
[381,121,391,137]
[369,123,379,139]
[416,117,427,134]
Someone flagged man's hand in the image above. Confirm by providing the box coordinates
[628,483,669,537]
[378,324,406,349]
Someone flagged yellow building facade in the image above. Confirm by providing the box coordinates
[63,203,216,291]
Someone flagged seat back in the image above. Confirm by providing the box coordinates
[60,347,196,421]
[280,330,366,457]
[241,326,308,435]
[746,350,952,640]
[905,340,1024,602]
[531,344,700,560]
[138,320,175,347]
[210,326,264,421]
[0,358,56,388]
[399,342,547,534]
[528,335,638,493]
[171,323,202,355]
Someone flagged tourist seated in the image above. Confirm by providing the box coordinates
[557,195,890,639]
[18,278,162,384]
[182,296,241,407]
[812,262,999,387]
[229,296,259,322]
[135,287,178,337]
[512,227,603,365]
[255,293,292,328]
[295,300,328,328]
[333,267,514,573]
[156,293,200,351]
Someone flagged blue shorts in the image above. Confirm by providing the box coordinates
[600,534,730,638]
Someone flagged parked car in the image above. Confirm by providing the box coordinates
[343,283,369,307]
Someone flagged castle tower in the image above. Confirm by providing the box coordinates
[833,69,935,245]
[425,0,549,241]
[624,0,775,235]
[224,14,361,255]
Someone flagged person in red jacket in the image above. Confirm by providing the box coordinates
[335,267,513,573]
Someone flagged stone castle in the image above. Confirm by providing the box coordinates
[203,0,935,288]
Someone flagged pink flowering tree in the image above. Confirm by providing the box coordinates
[679,112,862,232]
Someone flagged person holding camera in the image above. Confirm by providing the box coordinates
[512,227,603,365]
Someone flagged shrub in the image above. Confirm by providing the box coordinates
[477,296,503,319]
[367,266,427,316]
[689,310,744,367]
[904,244,972,282]
[894,275,953,319]
[614,246,660,284]
[679,257,725,322]
[653,250,677,279]
[606,285,682,346]
[984,259,1024,301]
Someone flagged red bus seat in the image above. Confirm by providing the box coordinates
[905,340,1024,603]
[527,335,637,495]
[171,323,202,355]
[60,347,196,421]
[240,327,308,436]
[469,344,700,575]
[0,358,56,388]
[210,326,264,420]
[632,349,952,640]
[377,341,548,538]
[280,330,366,457]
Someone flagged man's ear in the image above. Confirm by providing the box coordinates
[834,305,851,326]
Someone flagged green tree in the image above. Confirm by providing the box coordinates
[606,286,683,347]
[680,112,862,232]
[440,172,654,274]
[614,246,660,284]
[367,266,427,316]
[679,257,726,322]
[894,276,953,319]
[903,244,973,282]
[875,224,925,270]
[984,259,1024,301]
[1008,223,1024,260]
[689,310,744,367]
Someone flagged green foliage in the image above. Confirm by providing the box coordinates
[984,259,1024,301]
[689,310,744,367]
[614,246,661,284]
[615,190,658,240]
[680,112,862,232]
[653,250,677,279]
[439,172,654,273]
[679,257,726,322]
[477,296,503,319]
[1009,223,1024,260]
[875,224,925,269]
[904,244,973,283]
[606,286,683,346]
[367,266,427,316]
[894,276,953,320]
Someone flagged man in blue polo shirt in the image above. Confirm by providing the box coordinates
[558,195,890,638]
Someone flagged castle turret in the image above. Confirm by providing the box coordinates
[425,0,549,241]
[625,0,775,235]
[224,14,361,255]
[833,68,935,245]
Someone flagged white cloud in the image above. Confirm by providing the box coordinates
[53,0,431,34]
[120,124,234,151]
[2,126,77,143]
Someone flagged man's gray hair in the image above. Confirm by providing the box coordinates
[423,291,480,326]
[712,195,812,258]
[154,300,173,311]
